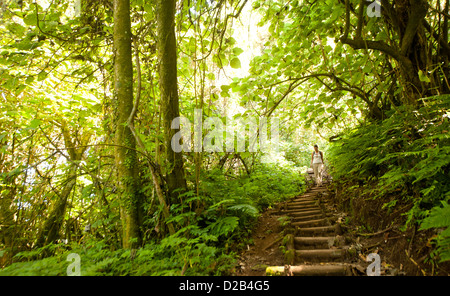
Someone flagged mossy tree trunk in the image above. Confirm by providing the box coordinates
[35,164,77,250]
[35,127,85,250]
[113,0,142,249]
[0,172,17,265]
[341,0,431,108]
[156,0,187,202]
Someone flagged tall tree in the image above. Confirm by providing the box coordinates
[156,0,187,202]
[340,0,430,106]
[113,0,142,248]
[35,126,86,249]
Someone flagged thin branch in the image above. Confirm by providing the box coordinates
[264,78,304,117]
[217,0,249,53]
[358,226,393,237]
[34,2,71,42]
[127,36,141,128]
[423,20,450,58]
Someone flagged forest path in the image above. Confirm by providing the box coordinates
[234,184,374,276]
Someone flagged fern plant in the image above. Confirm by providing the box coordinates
[420,201,450,263]
[328,94,450,262]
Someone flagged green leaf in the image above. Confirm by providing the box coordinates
[418,70,431,83]
[29,118,42,129]
[37,71,47,81]
[7,23,25,36]
[420,202,450,230]
[211,93,219,101]
[230,57,241,69]
[232,47,244,56]
[206,216,239,237]
[225,37,237,46]
[220,85,231,92]
[25,76,34,84]
[228,204,259,217]
[23,13,38,26]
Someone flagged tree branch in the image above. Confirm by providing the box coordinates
[342,0,350,40]
[265,78,304,117]
[340,37,417,83]
[423,20,450,58]
[399,0,428,56]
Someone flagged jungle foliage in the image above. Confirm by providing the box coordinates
[1,0,450,275]
[328,94,450,263]
[227,0,450,267]
[0,162,305,275]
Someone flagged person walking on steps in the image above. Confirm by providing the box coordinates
[311,145,324,186]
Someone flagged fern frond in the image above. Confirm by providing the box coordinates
[420,201,450,230]
[228,204,259,217]
[420,202,450,262]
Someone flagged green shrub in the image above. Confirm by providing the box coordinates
[0,161,306,275]
[420,201,450,263]
[328,94,450,261]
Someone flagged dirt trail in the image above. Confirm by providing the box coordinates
[235,168,450,276]
[235,185,374,276]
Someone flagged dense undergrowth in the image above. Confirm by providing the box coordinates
[0,163,306,275]
[328,94,450,264]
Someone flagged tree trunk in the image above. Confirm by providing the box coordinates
[342,0,430,107]
[35,128,79,249]
[156,0,187,202]
[35,163,77,249]
[0,133,19,265]
[0,177,17,266]
[113,0,142,249]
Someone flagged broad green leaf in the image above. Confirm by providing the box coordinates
[232,47,244,56]
[37,71,47,81]
[23,13,38,26]
[29,118,42,129]
[220,85,231,92]
[225,37,237,46]
[7,23,25,36]
[230,57,241,69]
